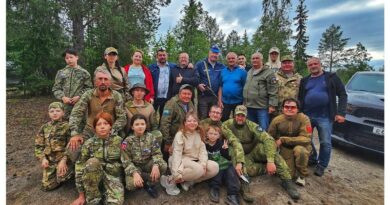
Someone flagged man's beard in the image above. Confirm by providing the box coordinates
[99,85,108,91]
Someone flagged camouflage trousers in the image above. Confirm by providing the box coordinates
[41,160,73,191]
[83,158,124,205]
[231,144,292,180]
[125,159,167,191]
[279,145,311,177]
[67,127,95,163]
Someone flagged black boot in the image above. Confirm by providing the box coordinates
[281,179,300,200]
[226,195,240,205]
[209,187,220,203]
[144,182,158,198]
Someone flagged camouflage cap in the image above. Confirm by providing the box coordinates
[104,47,118,55]
[179,84,194,93]
[281,55,294,62]
[48,102,64,110]
[129,83,150,96]
[234,105,247,116]
[269,47,280,54]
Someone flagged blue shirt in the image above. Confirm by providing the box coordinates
[303,74,329,118]
[195,58,225,96]
[157,64,170,98]
[220,66,247,104]
[128,66,145,87]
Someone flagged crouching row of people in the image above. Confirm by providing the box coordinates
[35,98,308,205]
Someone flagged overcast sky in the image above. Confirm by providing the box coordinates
[157,0,384,69]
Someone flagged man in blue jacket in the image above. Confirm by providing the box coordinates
[149,48,176,118]
[196,45,226,119]
[298,57,347,177]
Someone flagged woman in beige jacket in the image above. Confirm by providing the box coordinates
[160,112,219,195]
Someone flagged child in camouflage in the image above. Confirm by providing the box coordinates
[121,114,167,198]
[34,102,73,191]
[205,125,240,205]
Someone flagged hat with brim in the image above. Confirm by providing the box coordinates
[104,47,118,55]
[179,84,194,93]
[130,83,150,97]
[281,55,294,62]
[269,47,280,54]
[234,105,247,116]
[49,102,64,110]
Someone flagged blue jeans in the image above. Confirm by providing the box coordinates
[309,117,333,168]
[247,108,269,131]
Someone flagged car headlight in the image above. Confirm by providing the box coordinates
[346,103,357,114]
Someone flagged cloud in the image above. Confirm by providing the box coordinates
[310,0,384,21]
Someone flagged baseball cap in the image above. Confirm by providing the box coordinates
[281,55,294,62]
[104,47,118,55]
[48,102,64,110]
[269,47,280,54]
[235,105,247,116]
[179,84,194,93]
[210,45,220,53]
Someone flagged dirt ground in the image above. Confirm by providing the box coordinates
[6,97,384,205]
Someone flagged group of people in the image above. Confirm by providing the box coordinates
[35,45,348,205]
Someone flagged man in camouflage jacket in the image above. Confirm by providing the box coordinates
[52,48,93,119]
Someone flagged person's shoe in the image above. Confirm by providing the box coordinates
[281,179,300,200]
[181,181,194,191]
[144,183,159,198]
[295,176,305,186]
[226,195,240,205]
[160,175,180,195]
[240,182,254,203]
[209,187,220,203]
[314,165,325,177]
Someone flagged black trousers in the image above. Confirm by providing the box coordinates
[153,97,169,122]
[198,95,218,120]
[221,103,241,122]
[208,164,240,195]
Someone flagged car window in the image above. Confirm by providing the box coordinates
[347,73,384,94]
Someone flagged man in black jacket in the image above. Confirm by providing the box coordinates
[298,57,347,177]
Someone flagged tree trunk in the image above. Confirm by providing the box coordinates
[71,13,84,54]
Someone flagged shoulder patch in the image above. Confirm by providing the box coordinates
[121,141,128,150]
[306,125,312,133]
[162,109,170,116]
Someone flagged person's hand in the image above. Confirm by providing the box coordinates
[218,100,224,109]
[164,144,172,154]
[175,177,184,184]
[62,96,72,105]
[268,106,276,114]
[57,159,68,177]
[188,63,194,69]
[149,98,154,105]
[71,96,81,104]
[198,84,206,92]
[335,115,345,123]
[71,192,85,205]
[41,158,49,168]
[133,172,144,188]
[222,139,228,149]
[150,165,160,182]
[176,73,183,83]
[275,139,282,147]
[235,163,243,176]
[68,135,84,151]
[266,162,277,175]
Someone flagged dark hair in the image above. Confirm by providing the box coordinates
[93,112,113,129]
[238,53,246,57]
[209,105,222,113]
[62,48,78,57]
[282,98,300,111]
[130,114,148,127]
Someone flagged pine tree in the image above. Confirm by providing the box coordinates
[318,24,350,72]
[293,0,309,75]
[201,14,225,49]
[225,30,241,53]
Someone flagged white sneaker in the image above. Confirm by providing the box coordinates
[295,176,305,186]
[181,181,194,191]
[160,175,180,195]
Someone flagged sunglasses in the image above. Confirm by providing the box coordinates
[283,105,297,110]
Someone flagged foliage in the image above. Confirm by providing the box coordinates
[293,0,309,75]
[318,24,350,72]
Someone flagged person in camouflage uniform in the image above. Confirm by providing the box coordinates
[35,102,73,191]
[52,48,93,120]
[72,112,124,205]
[222,105,300,201]
[68,69,126,162]
[160,84,196,161]
[199,105,223,131]
[121,114,167,198]
[96,47,131,101]
[275,55,302,113]
[268,98,312,186]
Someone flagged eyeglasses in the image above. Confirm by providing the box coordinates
[210,111,222,115]
[283,105,297,110]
